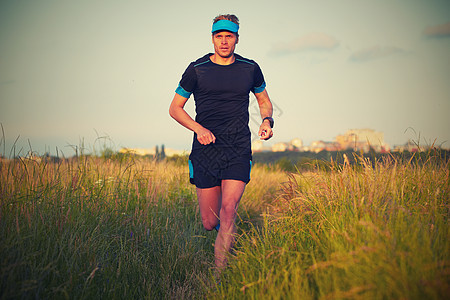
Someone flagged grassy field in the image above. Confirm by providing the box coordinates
[0,151,448,299]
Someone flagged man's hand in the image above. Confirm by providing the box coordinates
[259,120,273,140]
[196,127,216,145]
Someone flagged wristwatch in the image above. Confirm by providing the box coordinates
[262,117,274,128]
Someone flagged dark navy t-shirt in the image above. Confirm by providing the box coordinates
[175,53,266,157]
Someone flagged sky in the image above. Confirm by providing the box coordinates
[1,0,449,157]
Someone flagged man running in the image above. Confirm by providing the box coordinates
[169,14,274,270]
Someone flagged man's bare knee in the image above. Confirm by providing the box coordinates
[202,218,219,231]
[219,203,237,224]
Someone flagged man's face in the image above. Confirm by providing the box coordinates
[212,31,239,58]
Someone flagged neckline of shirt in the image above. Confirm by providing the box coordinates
[208,53,237,66]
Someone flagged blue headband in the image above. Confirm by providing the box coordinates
[212,19,239,33]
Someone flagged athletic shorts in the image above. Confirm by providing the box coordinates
[188,156,252,189]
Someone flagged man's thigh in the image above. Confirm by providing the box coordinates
[220,179,246,211]
[197,186,221,221]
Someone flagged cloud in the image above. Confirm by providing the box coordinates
[270,32,339,56]
[423,21,450,38]
[349,46,408,62]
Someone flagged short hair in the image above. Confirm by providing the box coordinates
[213,14,239,26]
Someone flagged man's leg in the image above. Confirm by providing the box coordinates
[197,186,221,231]
[215,179,246,270]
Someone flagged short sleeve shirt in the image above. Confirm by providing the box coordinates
[175,53,266,156]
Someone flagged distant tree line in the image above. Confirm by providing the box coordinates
[8,146,448,174]
[252,149,450,172]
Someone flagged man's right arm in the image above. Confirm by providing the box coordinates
[255,89,274,140]
[169,93,216,145]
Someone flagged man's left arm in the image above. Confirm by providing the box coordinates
[255,89,274,140]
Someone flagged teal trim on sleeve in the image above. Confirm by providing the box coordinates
[175,84,192,98]
[254,82,266,94]
[249,160,252,179]
[236,58,255,65]
[194,60,210,67]
[188,160,194,179]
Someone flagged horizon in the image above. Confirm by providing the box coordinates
[1,126,445,159]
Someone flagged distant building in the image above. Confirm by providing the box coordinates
[241,129,393,154]
[119,147,187,157]
[335,129,388,152]
[310,141,326,153]
[272,142,289,152]
[23,151,45,162]
[289,138,303,151]
[310,141,339,153]
[251,140,264,152]
[392,140,420,152]
[252,139,272,152]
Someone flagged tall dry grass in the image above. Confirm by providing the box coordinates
[0,154,281,299]
[2,151,448,299]
[213,153,449,299]
[0,155,206,298]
